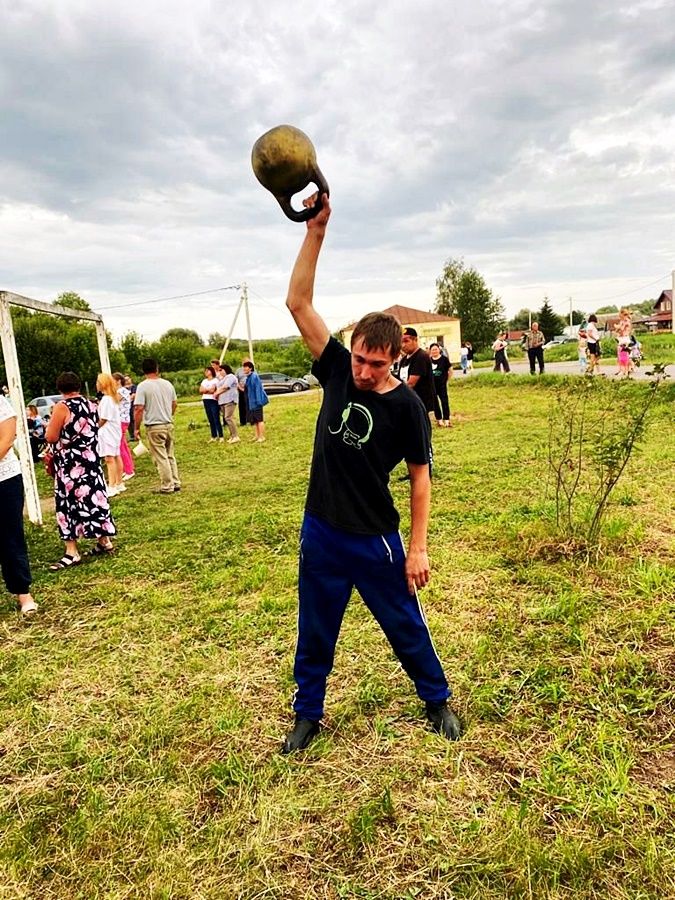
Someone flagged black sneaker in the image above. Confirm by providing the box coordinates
[425,702,461,740]
[281,717,321,754]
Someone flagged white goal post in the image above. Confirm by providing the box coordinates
[0,290,111,526]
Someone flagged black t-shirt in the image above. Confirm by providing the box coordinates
[398,348,436,412]
[430,354,450,386]
[306,338,432,535]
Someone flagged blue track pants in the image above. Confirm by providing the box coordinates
[293,513,450,721]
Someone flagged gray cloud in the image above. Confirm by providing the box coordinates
[1,0,674,342]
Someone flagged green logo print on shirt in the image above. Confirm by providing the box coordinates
[328,403,374,449]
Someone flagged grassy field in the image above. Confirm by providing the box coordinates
[2,377,674,899]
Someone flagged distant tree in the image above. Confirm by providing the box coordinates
[120,332,150,375]
[149,338,200,372]
[572,309,586,326]
[508,308,533,331]
[535,298,566,341]
[284,338,313,375]
[595,304,619,315]
[208,332,227,348]
[54,291,92,312]
[159,328,203,346]
[435,258,506,350]
[628,300,656,315]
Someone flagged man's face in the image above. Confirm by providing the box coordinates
[532,323,539,331]
[400,333,418,355]
[351,338,395,392]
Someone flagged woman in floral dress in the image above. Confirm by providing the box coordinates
[45,371,116,570]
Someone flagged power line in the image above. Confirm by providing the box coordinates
[596,273,670,303]
[95,285,241,312]
[544,273,670,312]
[247,287,290,317]
[247,287,350,325]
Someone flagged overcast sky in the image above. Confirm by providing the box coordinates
[1,0,674,343]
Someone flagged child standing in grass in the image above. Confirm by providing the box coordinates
[586,315,602,375]
[577,329,588,373]
[97,373,124,497]
[492,333,510,373]
[617,342,632,378]
[629,337,643,372]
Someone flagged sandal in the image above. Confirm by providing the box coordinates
[49,554,81,571]
[88,542,114,557]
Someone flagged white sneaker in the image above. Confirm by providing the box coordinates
[122,472,135,481]
[227,436,241,444]
[107,485,120,497]
[117,483,127,493]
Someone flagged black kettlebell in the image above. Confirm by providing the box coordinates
[251,124,329,222]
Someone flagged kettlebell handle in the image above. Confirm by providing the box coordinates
[276,167,330,223]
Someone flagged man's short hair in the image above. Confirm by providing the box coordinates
[142,358,159,374]
[351,312,403,358]
[402,326,418,338]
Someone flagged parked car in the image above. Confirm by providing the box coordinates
[27,394,62,419]
[259,373,310,394]
[543,336,577,350]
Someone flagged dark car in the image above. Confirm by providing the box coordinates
[259,373,310,394]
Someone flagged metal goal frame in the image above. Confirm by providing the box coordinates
[0,290,111,525]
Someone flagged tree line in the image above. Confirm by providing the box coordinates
[3,276,659,398]
[434,258,658,349]
[0,293,312,399]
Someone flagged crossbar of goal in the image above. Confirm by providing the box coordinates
[0,290,111,525]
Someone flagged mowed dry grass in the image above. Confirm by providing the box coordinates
[1,377,674,900]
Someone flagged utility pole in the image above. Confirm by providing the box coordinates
[219,283,255,363]
[528,309,532,328]
[243,283,254,363]
[219,288,244,363]
[569,297,573,330]
[672,270,675,335]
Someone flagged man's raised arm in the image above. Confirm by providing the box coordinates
[285,193,332,360]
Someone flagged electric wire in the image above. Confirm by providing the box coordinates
[95,285,241,312]
[544,273,670,314]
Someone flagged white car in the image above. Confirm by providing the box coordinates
[28,394,62,419]
[543,336,577,350]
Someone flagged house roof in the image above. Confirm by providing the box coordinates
[342,304,459,332]
[638,310,672,323]
[655,289,672,309]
